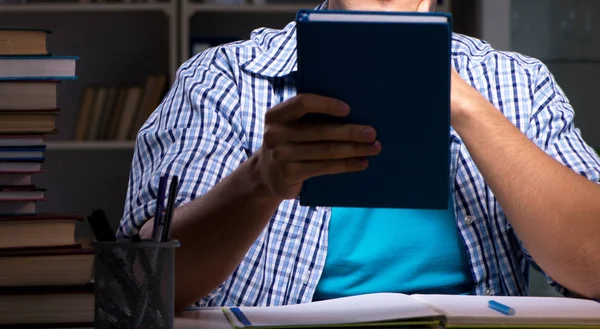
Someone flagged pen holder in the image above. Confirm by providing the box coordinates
[92,240,180,329]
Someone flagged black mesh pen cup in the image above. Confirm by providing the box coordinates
[92,240,180,329]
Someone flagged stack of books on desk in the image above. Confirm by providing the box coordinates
[0,27,77,217]
[0,27,94,328]
[0,214,95,327]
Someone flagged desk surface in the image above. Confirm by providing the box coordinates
[176,308,231,329]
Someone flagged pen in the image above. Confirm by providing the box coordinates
[152,175,168,242]
[161,175,178,242]
[488,300,515,316]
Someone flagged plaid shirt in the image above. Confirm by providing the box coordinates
[117,1,600,307]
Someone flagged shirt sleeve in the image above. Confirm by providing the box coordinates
[116,48,248,239]
[522,62,600,296]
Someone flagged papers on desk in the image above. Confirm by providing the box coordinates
[221,292,600,329]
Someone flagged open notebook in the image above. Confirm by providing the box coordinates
[222,293,600,329]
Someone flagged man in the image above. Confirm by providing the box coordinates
[117,0,600,310]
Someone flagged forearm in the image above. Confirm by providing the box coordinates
[452,99,600,298]
[139,155,283,309]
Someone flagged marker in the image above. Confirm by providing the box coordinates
[87,209,116,242]
[488,300,515,316]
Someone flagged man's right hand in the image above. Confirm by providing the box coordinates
[256,93,382,200]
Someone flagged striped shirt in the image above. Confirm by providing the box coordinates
[117,1,600,307]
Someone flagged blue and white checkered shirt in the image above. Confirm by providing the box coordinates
[117,1,600,307]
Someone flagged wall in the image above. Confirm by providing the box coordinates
[482,0,600,150]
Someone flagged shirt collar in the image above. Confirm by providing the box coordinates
[240,1,328,77]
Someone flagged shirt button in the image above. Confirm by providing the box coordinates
[465,216,475,225]
[484,288,493,296]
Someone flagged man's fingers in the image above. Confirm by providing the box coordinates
[286,123,376,143]
[274,141,381,161]
[285,158,370,184]
[265,94,349,123]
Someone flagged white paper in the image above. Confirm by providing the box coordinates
[412,294,600,325]
[229,293,442,327]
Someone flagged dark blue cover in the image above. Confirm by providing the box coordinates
[296,10,452,209]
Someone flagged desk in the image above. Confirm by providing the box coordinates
[176,308,231,329]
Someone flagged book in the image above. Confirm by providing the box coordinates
[0,28,50,56]
[0,146,46,161]
[116,86,143,140]
[0,284,94,327]
[0,161,43,173]
[73,86,96,141]
[0,200,37,216]
[0,55,78,80]
[0,246,94,287]
[0,80,59,110]
[0,173,38,186]
[0,213,83,249]
[222,292,600,329]
[128,74,168,139]
[295,10,452,209]
[0,110,59,134]
[0,135,45,147]
[0,185,45,201]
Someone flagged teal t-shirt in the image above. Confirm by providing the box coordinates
[313,198,474,301]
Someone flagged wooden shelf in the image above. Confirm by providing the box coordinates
[0,2,173,14]
[187,3,318,15]
[542,59,600,65]
[45,141,136,151]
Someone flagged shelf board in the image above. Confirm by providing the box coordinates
[0,2,172,13]
[542,59,600,65]
[46,141,135,151]
[188,3,318,14]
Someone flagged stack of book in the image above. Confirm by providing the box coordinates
[0,29,77,215]
[0,28,94,327]
[0,28,77,216]
[0,214,95,327]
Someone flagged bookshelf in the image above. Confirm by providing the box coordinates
[187,3,316,12]
[0,2,172,13]
[45,141,136,151]
[181,1,319,64]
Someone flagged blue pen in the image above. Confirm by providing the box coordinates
[488,300,515,316]
[152,175,169,242]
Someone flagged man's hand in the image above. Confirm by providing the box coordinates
[449,66,600,299]
[257,93,382,200]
